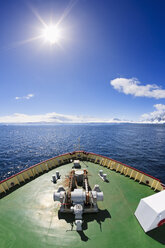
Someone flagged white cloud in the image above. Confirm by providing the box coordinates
[0,112,131,124]
[1,108,165,124]
[15,94,34,100]
[141,104,165,123]
[110,78,165,99]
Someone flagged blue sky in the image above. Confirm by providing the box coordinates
[1,0,165,123]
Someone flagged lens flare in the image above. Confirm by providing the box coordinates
[42,25,61,44]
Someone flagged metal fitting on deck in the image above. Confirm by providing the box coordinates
[52,171,61,183]
[99,170,107,181]
[56,171,60,179]
[71,189,86,204]
[53,170,104,231]
[52,175,57,183]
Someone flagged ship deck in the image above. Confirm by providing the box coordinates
[0,161,165,248]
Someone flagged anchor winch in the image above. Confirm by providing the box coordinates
[53,167,104,231]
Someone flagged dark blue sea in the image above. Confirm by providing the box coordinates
[0,124,165,183]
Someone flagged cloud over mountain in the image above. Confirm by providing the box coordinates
[0,112,123,124]
[110,78,165,99]
[141,104,165,123]
[1,108,165,124]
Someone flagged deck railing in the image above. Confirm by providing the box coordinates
[0,151,164,196]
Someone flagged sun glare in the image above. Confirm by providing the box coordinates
[42,25,61,44]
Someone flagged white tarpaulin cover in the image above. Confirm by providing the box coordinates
[135,190,165,232]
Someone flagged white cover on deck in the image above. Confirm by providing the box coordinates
[135,190,165,232]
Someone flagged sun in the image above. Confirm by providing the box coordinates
[42,25,61,44]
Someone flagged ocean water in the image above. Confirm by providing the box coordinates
[0,124,165,183]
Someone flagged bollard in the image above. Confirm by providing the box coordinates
[56,171,60,179]
[52,175,57,183]
[99,170,103,177]
[103,174,107,181]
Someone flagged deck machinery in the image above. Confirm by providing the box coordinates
[53,167,104,231]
